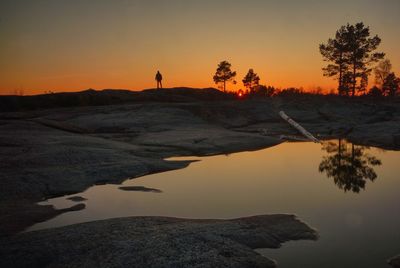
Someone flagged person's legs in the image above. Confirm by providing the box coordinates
[160,81,162,89]
[157,81,160,89]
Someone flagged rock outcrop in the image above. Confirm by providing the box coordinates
[0,214,318,268]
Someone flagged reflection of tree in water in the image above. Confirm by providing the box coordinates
[319,139,382,193]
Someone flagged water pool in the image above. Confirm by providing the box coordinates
[30,140,400,267]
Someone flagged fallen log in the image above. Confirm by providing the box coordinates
[279,111,321,143]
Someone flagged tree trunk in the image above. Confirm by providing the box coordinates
[223,80,226,93]
[352,60,357,97]
[338,52,343,95]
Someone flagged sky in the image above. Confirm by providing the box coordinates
[0,0,399,95]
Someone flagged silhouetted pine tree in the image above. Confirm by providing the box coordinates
[242,69,260,92]
[320,25,349,95]
[382,73,400,97]
[213,61,237,92]
[320,22,384,96]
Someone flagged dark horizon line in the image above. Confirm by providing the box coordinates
[1,85,342,97]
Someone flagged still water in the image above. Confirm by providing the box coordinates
[30,140,400,268]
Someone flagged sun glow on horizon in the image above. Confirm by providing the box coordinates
[1,1,399,95]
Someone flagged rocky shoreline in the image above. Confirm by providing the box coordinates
[0,214,318,268]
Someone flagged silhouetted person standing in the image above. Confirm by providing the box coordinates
[155,71,163,89]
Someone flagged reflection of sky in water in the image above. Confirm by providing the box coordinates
[30,141,400,268]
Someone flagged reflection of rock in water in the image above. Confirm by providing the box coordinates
[319,139,382,193]
[0,203,85,236]
[119,186,162,193]
[67,196,87,202]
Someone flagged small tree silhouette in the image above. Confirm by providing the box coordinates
[368,86,382,98]
[213,61,237,92]
[253,85,275,97]
[374,59,392,89]
[242,69,260,92]
[382,72,400,97]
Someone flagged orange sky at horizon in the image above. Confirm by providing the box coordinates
[1,0,399,95]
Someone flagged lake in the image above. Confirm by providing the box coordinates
[30,140,400,268]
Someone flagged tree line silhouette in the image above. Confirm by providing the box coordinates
[213,60,276,97]
[213,22,399,98]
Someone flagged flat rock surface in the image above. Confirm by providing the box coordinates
[0,214,318,268]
